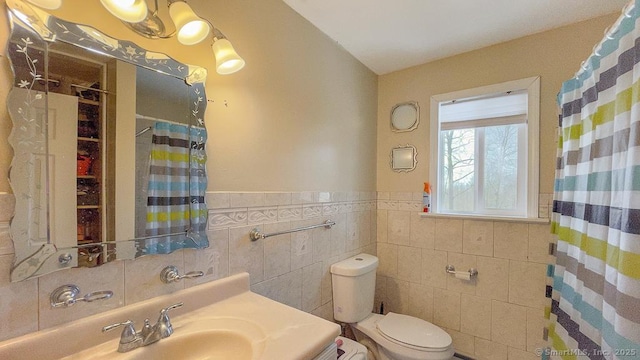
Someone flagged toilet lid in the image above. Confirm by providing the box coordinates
[376,312,452,350]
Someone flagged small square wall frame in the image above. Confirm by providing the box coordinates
[390,144,418,172]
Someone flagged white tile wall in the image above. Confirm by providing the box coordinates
[0,190,551,359]
[493,222,529,261]
[0,191,376,343]
[462,220,494,256]
[435,218,464,252]
[474,338,508,360]
[491,300,528,350]
[434,288,462,330]
[407,282,434,322]
[460,294,492,340]
[376,192,553,359]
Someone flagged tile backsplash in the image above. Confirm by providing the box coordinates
[0,190,551,360]
[375,191,553,360]
[0,191,376,343]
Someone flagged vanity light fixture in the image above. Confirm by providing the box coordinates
[27,0,245,74]
[25,0,61,10]
[101,0,245,74]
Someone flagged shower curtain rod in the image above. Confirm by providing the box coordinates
[576,0,635,78]
[135,114,204,129]
[135,126,152,137]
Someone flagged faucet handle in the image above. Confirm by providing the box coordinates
[102,320,135,337]
[156,302,184,338]
[161,302,184,314]
[102,320,142,352]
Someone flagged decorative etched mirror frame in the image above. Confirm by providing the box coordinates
[390,101,419,132]
[390,144,418,172]
[5,0,209,281]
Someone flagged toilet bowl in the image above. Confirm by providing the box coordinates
[331,254,455,360]
[351,313,454,360]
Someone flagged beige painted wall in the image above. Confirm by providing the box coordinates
[375,14,622,359]
[0,0,378,193]
[376,13,619,194]
[0,0,626,354]
[0,0,377,344]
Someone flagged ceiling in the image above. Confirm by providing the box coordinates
[282,0,630,75]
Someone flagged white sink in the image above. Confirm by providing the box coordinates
[0,273,340,360]
[66,317,267,360]
[132,330,254,360]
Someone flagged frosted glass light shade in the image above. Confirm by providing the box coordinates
[26,0,62,9]
[100,0,147,23]
[212,38,245,75]
[169,1,210,45]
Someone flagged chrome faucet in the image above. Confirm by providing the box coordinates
[102,302,183,352]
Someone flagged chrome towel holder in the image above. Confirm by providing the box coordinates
[50,284,113,308]
[249,220,335,241]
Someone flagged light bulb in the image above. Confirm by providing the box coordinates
[169,1,210,45]
[179,20,208,40]
[100,0,147,23]
[114,0,135,6]
[212,38,245,75]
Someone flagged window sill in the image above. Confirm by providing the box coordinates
[419,212,550,224]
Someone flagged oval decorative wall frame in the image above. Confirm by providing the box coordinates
[390,101,419,132]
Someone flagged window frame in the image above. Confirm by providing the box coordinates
[429,76,540,219]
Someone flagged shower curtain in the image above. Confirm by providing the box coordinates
[138,120,208,255]
[548,1,640,359]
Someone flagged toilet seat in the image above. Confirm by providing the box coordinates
[376,312,452,351]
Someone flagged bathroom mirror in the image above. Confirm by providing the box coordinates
[5,0,209,281]
[390,101,419,132]
[390,144,418,172]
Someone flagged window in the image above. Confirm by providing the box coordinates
[430,77,540,218]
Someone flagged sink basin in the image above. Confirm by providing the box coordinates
[66,317,266,360]
[122,317,266,360]
[123,330,253,360]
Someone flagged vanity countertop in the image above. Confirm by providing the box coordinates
[0,273,341,360]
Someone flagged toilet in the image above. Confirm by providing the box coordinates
[331,254,455,360]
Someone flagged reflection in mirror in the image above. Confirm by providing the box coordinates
[6,0,209,282]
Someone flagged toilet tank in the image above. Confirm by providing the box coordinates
[330,253,378,323]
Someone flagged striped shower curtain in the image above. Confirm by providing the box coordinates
[138,120,208,255]
[548,1,640,359]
